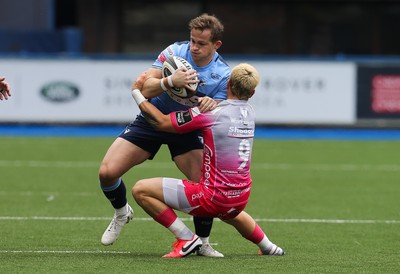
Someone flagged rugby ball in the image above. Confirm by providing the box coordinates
[162,56,198,98]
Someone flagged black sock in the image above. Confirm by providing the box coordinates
[193,216,214,237]
[101,178,127,209]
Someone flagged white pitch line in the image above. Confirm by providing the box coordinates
[251,163,400,172]
[1,160,400,171]
[0,250,130,254]
[0,160,171,169]
[257,218,400,224]
[0,216,399,224]
[0,191,96,197]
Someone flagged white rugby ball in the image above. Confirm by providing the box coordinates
[162,56,198,98]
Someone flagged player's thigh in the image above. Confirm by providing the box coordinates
[162,178,199,213]
[100,137,151,179]
[173,149,203,181]
[133,177,164,201]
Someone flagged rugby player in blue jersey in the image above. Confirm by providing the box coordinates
[98,14,230,257]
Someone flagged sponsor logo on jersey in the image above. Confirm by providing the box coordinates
[230,117,255,126]
[203,144,213,188]
[211,73,221,80]
[191,191,204,201]
[240,107,248,118]
[228,127,254,137]
[40,82,79,103]
[175,111,193,126]
[217,187,250,198]
[158,53,166,63]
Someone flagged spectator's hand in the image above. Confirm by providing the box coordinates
[0,76,11,101]
[132,71,147,91]
[171,67,199,88]
[197,96,218,113]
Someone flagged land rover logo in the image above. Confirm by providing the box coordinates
[41,82,80,102]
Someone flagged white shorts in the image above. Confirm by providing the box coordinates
[162,177,198,214]
[162,177,247,219]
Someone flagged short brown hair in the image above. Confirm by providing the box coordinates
[189,13,224,42]
[229,63,260,100]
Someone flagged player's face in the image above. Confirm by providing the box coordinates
[190,29,221,67]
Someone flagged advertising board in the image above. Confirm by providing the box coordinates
[1,59,356,125]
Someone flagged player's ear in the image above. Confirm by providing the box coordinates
[248,89,256,99]
[214,40,222,50]
[226,79,234,97]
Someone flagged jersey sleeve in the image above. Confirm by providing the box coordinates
[152,44,175,69]
[152,42,188,70]
[170,107,214,133]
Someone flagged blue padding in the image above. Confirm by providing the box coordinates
[101,178,121,192]
[1,124,400,140]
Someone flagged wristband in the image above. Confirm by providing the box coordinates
[131,89,147,105]
[160,78,168,91]
[167,75,174,87]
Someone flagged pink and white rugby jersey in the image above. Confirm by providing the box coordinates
[170,99,255,207]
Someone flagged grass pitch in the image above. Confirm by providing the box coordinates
[0,136,399,273]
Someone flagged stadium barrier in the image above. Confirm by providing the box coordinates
[0,57,399,127]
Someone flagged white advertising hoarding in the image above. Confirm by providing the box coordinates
[229,61,357,124]
[0,59,356,124]
[0,59,146,122]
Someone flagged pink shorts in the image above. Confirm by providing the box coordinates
[162,178,247,220]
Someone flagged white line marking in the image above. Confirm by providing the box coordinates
[251,163,400,172]
[0,250,130,254]
[0,191,96,197]
[0,160,172,169]
[256,218,400,224]
[0,160,100,168]
[0,216,398,224]
[1,160,399,172]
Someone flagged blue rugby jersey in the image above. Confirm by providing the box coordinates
[150,41,230,114]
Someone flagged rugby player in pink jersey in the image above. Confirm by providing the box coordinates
[130,63,285,258]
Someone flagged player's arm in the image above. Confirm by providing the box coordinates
[136,67,199,99]
[0,76,11,101]
[131,72,176,133]
[136,68,163,99]
[132,89,176,133]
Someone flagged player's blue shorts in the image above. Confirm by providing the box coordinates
[119,114,203,160]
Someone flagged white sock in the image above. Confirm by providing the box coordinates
[200,237,209,244]
[115,203,128,216]
[257,235,274,252]
[168,218,194,240]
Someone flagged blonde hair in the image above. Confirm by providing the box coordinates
[229,63,260,100]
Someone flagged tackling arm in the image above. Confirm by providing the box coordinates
[138,68,164,99]
[131,89,176,133]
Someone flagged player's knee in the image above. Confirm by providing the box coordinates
[131,180,146,202]
[98,162,117,185]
